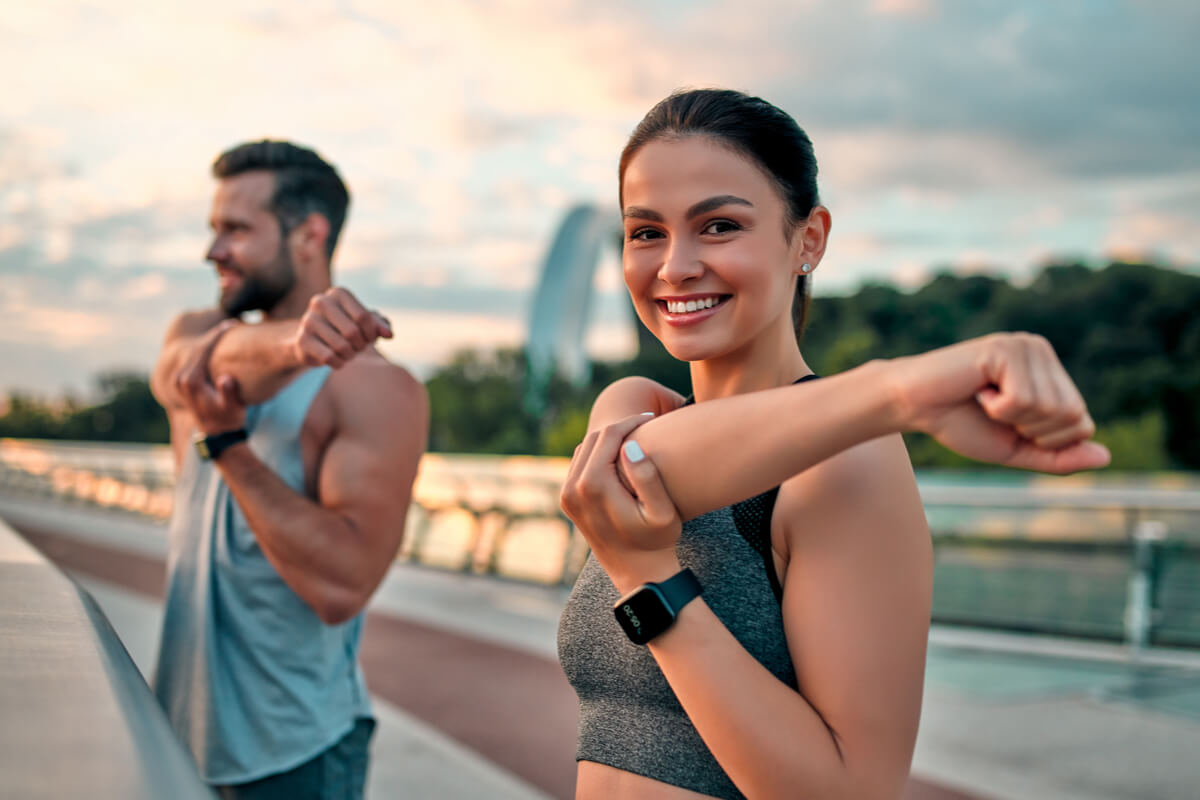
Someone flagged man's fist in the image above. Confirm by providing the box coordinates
[292,288,393,369]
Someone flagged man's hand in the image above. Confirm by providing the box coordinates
[176,319,247,435]
[291,288,394,370]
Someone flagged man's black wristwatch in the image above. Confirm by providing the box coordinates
[193,428,248,461]
[613,568,703,645]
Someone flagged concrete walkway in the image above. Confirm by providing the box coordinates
[5,494,1200,799]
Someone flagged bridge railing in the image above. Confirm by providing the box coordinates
[0,515,214,799]
[3,439,1199,649]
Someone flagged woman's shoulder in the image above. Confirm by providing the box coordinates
[587,377,687,432]
[773,433,926,557]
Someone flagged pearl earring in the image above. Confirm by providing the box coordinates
[801,263,813,273]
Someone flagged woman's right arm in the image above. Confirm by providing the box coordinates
[611,333,1109,522]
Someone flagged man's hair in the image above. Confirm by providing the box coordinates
[212,140,350,260]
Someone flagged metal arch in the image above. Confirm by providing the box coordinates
[525,204,623,410]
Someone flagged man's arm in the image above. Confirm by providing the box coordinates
[150,309,229,412]
[151,288,393,414]
[173,326,428,624]
[213,359,428,623]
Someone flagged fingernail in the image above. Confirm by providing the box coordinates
[641,412,655,416]
[623,440,645,463]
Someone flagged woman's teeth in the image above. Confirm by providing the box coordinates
[666,297,720,314]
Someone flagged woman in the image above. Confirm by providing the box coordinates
[556,89,1108,800]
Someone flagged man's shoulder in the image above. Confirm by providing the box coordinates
[325,351,427,413]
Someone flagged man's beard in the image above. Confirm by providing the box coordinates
[219,247,297,317]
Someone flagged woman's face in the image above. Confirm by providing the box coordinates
[621,136,804,363]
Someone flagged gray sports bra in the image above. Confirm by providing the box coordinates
[556,375,816,799]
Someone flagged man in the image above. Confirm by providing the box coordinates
[149,140,428,799]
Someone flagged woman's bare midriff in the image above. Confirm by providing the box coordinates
[577,761,722,800]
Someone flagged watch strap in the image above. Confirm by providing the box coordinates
[657,568,703,614]
[196,428,248,461]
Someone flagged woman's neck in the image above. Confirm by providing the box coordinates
[689,322,811,403]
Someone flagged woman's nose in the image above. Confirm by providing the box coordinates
[657,240,704,285]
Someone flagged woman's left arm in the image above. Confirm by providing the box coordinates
[633,435,930,799]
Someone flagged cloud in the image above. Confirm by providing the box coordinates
[869,0,935,17]
[1,0,1197,394]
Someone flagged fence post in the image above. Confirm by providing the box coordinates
[1125,519,1167,653]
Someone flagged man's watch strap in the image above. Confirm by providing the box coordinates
[194,428,248,461]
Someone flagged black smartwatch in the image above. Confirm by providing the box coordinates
[193,428,248,461]
[613,568,703,645]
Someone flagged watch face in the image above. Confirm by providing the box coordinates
[613,585,676,645]
[194,437,212,460]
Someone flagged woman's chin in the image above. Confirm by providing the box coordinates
[662,339,721,363]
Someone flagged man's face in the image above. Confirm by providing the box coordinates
[206,171,296,316]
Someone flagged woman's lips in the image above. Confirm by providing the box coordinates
[655,295,730,326]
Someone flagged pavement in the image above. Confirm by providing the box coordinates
[4,493,1200,800]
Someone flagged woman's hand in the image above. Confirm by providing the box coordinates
[560,413,684,592]
[889,332,1111,474]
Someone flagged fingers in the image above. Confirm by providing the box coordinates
[579,413,656,493]
[977,333,1096,452]
[300,314,353,368]
[298,289,391,368]
[561,413,656,519]
[322,300,369,352]
[177,319,239,396]
[194,318,239,366]
[621,437,680,529]
[373,312,394,339]
[217,374,242,408]
[1004,439,1112,475]
[328,288,380,344]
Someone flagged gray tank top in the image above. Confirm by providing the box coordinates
[557,493,797,800]
[557,377,819,799]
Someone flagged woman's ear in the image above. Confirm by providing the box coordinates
[792,206,831,275]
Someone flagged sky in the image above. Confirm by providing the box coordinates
[2,0,1198,398]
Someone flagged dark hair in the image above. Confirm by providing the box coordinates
[619,89,820,339]
[212,140,350,261]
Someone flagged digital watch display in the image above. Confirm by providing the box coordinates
[612,568,703,645]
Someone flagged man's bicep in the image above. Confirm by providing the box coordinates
[318,369,429,549]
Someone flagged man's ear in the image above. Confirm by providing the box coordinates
[295,212,330,261]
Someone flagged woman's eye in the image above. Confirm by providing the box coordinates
[702,219,740,235]
[628,227,664,242]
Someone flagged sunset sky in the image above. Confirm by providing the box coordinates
[3,0,1198,397]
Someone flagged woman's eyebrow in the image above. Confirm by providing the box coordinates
[623,206,664,222]
[686,195,753,219]
[623,195,754,223]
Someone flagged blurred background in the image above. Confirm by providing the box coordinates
[2,2,1198,799]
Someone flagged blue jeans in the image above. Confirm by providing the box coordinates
[215,718,375,800]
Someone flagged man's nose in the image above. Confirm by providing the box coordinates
[206,236,227,263]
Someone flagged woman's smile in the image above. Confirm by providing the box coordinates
[655,293,732,326]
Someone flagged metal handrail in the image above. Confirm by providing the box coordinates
[0,517,214,798]
[3,438,1199,650]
